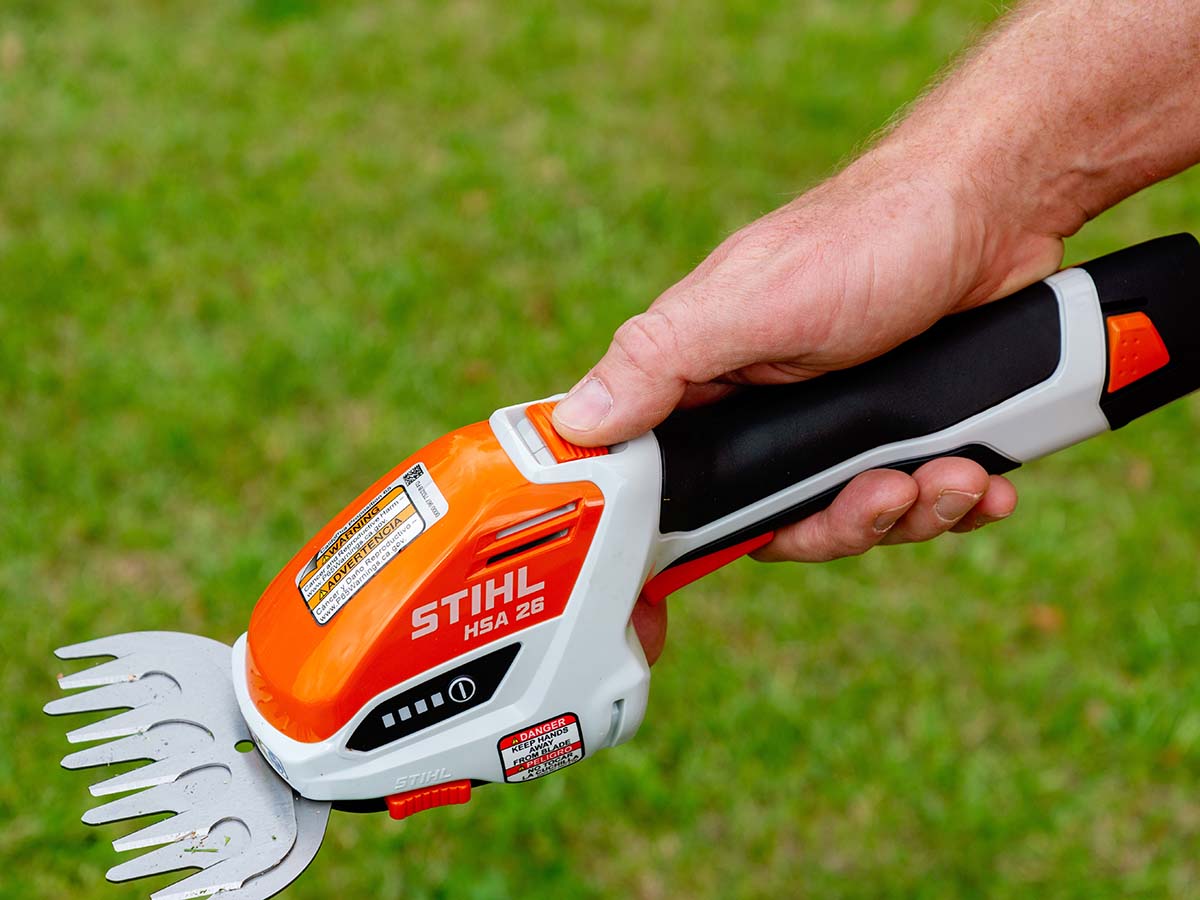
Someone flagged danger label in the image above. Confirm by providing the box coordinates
[297,462,448,624]
[498,713,584,783]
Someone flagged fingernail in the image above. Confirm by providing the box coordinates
[973,512,1012,530]
[553,378,612,432]
[873,503,912,534]
[935,489,982,523]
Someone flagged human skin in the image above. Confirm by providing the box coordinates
[554,0,1200,664]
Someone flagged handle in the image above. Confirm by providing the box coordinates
[649,233,1200,574]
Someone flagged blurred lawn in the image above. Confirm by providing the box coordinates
[3,1,1200,898]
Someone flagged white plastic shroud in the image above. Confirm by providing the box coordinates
[233,267,1109,801]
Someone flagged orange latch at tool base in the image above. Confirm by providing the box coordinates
[386,779,473,821]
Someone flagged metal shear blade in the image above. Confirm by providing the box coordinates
[44,632,331,900]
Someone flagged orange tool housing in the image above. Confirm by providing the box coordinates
[244,421,604,743]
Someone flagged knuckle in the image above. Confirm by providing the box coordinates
[841,527,881,559]
[610,311,679,383]
[834,513,884,559]
[697,221,792,290]
[807,516,875,563]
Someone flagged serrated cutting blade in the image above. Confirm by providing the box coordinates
[44,632,331,900]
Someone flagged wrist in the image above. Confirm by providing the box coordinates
[856,130,1067,306]
[837,137,1040,306]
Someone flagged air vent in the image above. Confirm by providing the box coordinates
[487,528,570,566]
[496,502,577,539]
[476,501,581,569]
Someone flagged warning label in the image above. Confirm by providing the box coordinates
[297,462,449,625]
[498,713,584,783]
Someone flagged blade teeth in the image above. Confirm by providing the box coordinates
[63,732,166,770]
[144,803,331,900]
[113,808,213,852]
[150,873,243,900]
[45,678,161,717]
[89,755,208,797]
[104,765,234,846]
[106,839,226,885]
[57,657,144,691]
[54,634,141,661]
[149,865,244,900]
[82,779,195,826]
[139,820,262,900]
[51,631,331,900]
[62,721,211,770]
[66,705,165,745]
[106,844,184,884]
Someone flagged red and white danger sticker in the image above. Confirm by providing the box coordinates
[498,713,584,783]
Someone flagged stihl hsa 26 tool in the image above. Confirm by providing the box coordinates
[48,234,1200,898]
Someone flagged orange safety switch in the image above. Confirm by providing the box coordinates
[526,402,609,463]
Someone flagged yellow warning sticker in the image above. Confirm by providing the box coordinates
[297,463,449,625]
[300,485,408,589]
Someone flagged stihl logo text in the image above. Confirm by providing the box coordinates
[394,767,451,790]
[411,566,546,641]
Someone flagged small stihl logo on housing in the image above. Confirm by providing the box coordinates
[411,566,545,641]
[393,767,451,791]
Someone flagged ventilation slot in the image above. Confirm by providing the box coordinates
[486,528,569,566]
[495,502,577,540]
[476,500,583,570]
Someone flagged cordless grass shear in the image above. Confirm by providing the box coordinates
[47,234,1200,898]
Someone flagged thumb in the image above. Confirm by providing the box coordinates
[552,309,701,447]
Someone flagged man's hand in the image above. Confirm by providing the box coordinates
[555,0,1200,662]
[554,153,1040,667]
[554,148,1043,564]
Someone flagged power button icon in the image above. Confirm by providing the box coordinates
[447,676,476,704]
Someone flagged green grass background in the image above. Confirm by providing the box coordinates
[3,1,1199,897]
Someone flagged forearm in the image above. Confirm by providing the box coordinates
[869,0,1200,296]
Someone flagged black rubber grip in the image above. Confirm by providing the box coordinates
[653,280,1063,537]
[1088,234,1200,429]
[664,443,1020,570]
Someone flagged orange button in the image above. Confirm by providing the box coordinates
[526,401,609,463]
[386,779,472,821]
[1106,312,1170,393]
